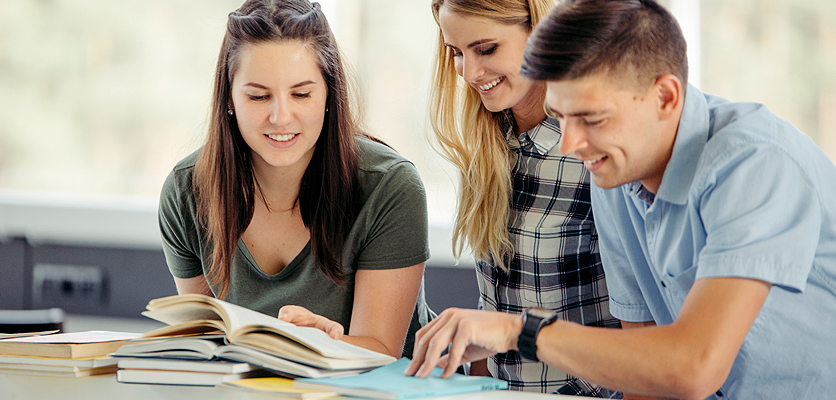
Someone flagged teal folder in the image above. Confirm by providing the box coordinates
[293,358,508,399]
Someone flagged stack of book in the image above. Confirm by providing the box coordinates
[113,334,267,386]
[112,294,397,386]
[0,330,140,377]
[127,295,510,398]
[115,356,268,386]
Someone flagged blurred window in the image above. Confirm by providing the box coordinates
[1,0,833,214]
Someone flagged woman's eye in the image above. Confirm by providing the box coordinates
[248,94,268,101]
[478,45,497,56]
[446,46,462,57]
[293,92,311,99]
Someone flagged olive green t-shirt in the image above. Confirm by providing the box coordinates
[158,137,433,357]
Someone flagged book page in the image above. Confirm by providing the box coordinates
[141,302,226,327]
[0,330,59,339]
[140,320,225,338]
[0,331,140,344]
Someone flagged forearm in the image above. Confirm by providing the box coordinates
[340,335,402,358]
[347,265,425,359]
[536,320,717,399]
[536,277,770,399]
[173,275,213,296]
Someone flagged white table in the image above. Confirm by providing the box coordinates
[0,373,569,399]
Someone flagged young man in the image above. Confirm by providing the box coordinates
[406,0,836,398]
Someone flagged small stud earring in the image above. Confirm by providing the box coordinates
[325,107,329,113]
[228,108,234,115]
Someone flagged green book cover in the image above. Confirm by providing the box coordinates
[293,358,508,399]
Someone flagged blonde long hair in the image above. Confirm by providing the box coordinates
[429,0,554,271]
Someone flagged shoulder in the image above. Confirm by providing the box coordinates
[356,136,423,185]
[161,148,201,205]
[698,95,818,178]
[703,94,777,146]
[356,136,416,172]
[689,94,836,213]
[172,149,201,172]
[354,136,426,208]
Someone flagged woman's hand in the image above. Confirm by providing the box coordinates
[405,308,523,379]
[278,305,345,339]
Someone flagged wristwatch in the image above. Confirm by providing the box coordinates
[517,307,558,362]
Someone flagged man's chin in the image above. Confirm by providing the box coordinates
[591,174,623,190]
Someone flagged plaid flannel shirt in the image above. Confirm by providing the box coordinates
[476,115,621,395]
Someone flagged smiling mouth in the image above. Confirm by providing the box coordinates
[267,133,298,142]
[582,155,607,170]
[477,76,504,91]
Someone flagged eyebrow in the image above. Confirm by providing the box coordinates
[444,38,497,50]
[545,103,604,118]
[243,80,317,90]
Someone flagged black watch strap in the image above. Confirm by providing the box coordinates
[517,307,558,362]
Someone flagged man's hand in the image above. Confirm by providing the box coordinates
[404,308,523,378]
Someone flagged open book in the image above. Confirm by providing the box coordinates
[139,294,396,376]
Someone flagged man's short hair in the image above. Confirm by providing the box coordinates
[521,0,688,88]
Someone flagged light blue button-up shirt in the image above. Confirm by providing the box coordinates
[592,85,836,399]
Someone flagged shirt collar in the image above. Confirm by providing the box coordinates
[654,84,710,205]
[504,110,561,155]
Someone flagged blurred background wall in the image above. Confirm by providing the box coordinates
[1,0,834,318]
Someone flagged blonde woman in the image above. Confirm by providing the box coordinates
[411,0,620,395]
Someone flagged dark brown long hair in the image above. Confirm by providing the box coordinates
[520,0,688,88]
[195,0,361,299]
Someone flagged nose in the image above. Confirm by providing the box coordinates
[269,97,293,126]
[557,119,587,156]
[458,54,483,83]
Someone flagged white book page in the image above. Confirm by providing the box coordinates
[207,300,387,361]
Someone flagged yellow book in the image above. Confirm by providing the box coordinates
[221,377,338,399]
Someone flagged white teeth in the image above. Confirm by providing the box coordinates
[583,157,605,168]
[267,133,296,142]
[478,77,503,91]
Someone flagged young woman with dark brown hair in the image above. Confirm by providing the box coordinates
[158,0,432,358]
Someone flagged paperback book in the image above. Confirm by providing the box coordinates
[116,368,265,386]
[0,365,117,378]
[294,358,509,399]
[0,355,118,378]
[0,331,140,359]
